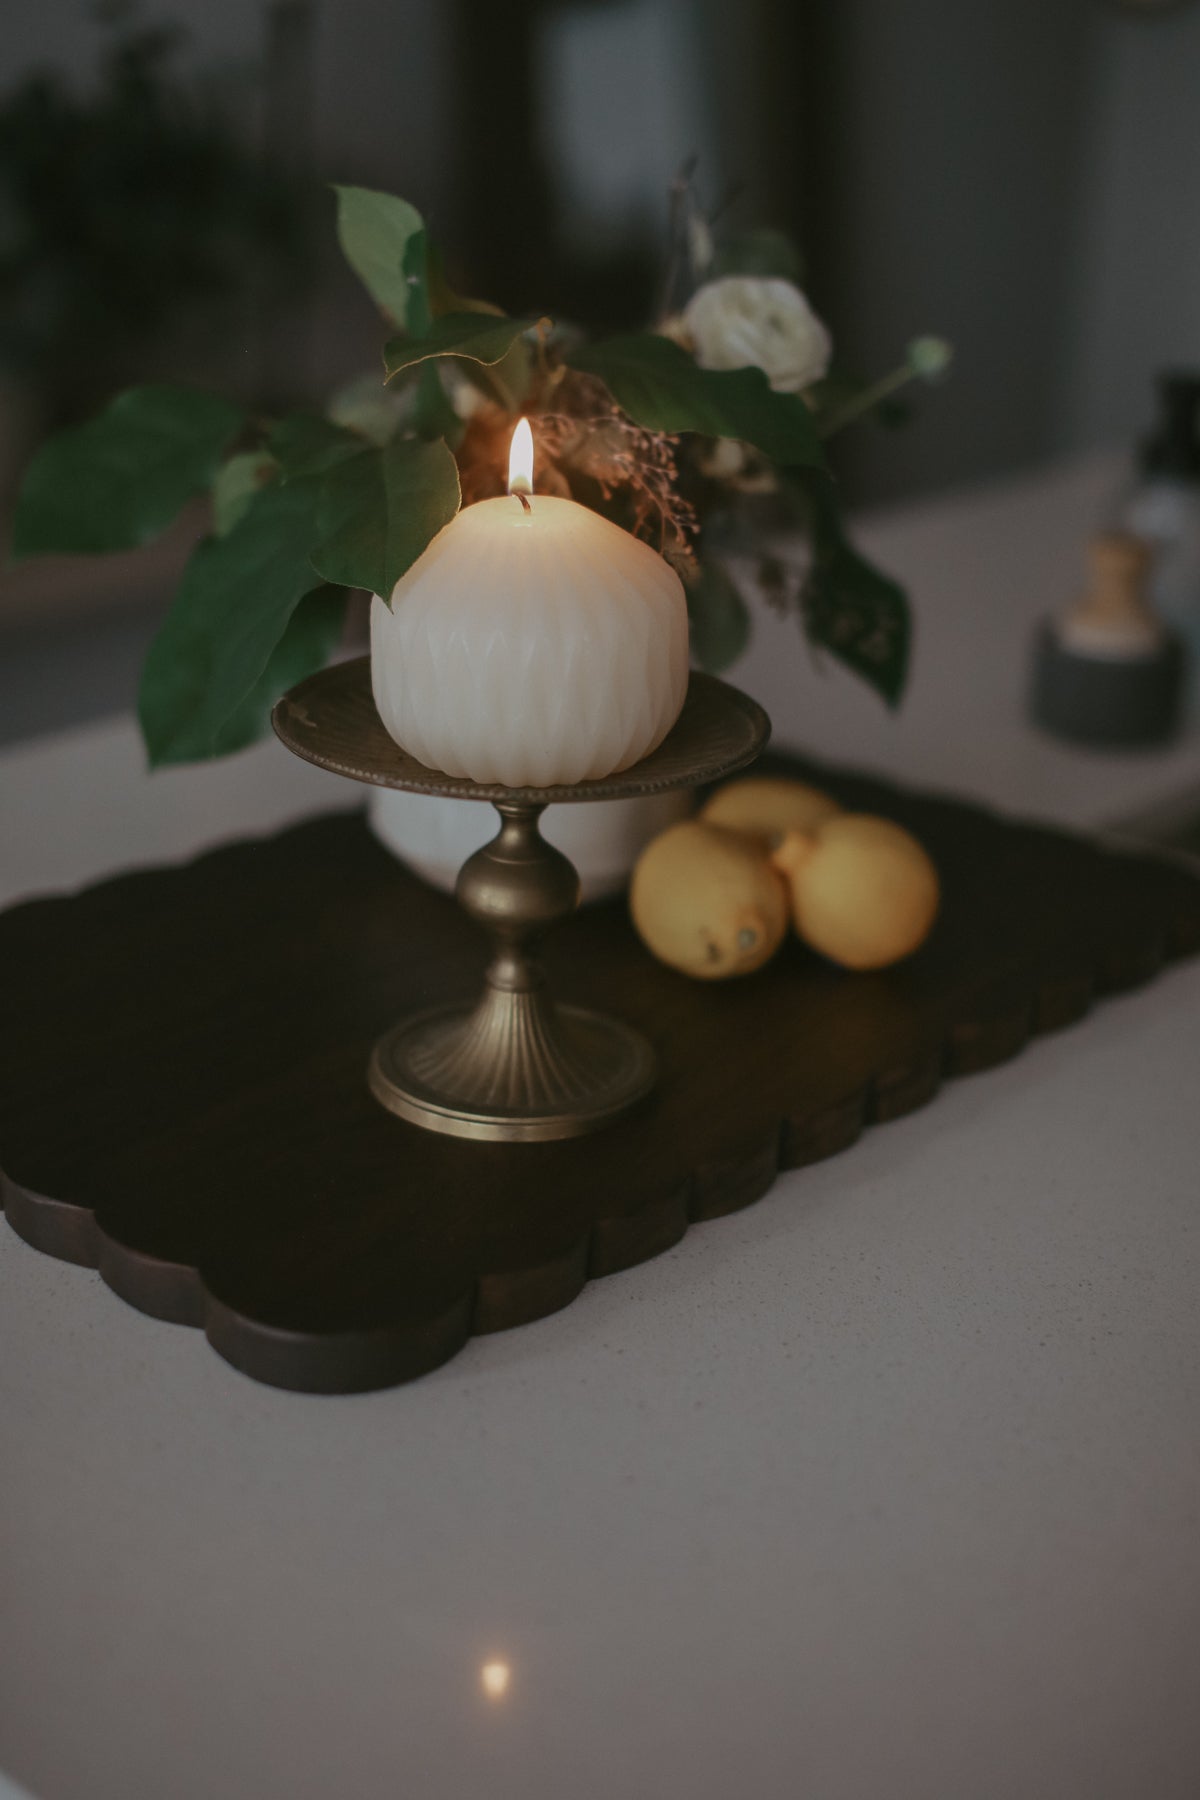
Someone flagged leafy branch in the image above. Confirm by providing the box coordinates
[8,181,932,766]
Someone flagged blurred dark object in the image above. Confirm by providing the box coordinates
[1031,532,1185,747]
[1140,371,1200,478]
[449,0,657,329]
[1031,618,1184,746]
[1121,370,1200,686]
[0,2,317,428]
[258,0,318,408]
[1111,0,1198,14]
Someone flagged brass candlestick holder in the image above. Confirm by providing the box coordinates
[273,659,769,1141]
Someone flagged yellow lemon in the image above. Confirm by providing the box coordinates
[772,814,939,970]
[701,775,842,848]
[630,820,790,980]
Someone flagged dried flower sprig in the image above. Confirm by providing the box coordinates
[454,366,698,571]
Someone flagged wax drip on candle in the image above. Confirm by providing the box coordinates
[508,417,534,515]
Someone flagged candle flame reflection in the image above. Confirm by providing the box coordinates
[508,418,534,497]
[481,1659,511,1700]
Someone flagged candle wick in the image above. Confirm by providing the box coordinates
[513,490,532,515]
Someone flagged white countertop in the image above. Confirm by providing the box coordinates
[733,449,1200,836]
[2,452,1199,1800]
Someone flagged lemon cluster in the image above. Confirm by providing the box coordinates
[630,777,940,981]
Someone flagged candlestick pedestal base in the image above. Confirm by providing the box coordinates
[371,1001,656,1141]
[272,660,769,1142]
[369,798,657,1141]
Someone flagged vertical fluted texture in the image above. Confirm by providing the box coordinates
[371,495,690,785]
[407,986,609,1111]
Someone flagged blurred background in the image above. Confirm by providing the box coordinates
[2,0,1199,740]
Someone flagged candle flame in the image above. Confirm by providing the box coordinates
[481,1660,511,1700]
[508,418,534,497]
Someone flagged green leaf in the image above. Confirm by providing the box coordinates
[425,240,477,319]
[213,451,278,537]
[333,185,426,329]
[411,362,465,448]
[310,435,461,596]
[138,481,326,767]
[568,334,826,474]
[402,229,432,339]
[268,413,365,480]
[11,385,243,558]
[421,249,532,404]
[685,557,751,673]
[383,312,540,384]
[207,585,347,756]
[803,492,910,707]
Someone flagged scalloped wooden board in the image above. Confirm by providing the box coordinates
[3,754,1199,1392]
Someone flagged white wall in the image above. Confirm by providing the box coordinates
[1062,5,1200,453]
[804,0,1098,503]
[4,0,1198,494]
[538,0,716,254]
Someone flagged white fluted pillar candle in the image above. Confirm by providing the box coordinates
[371,420,689,787]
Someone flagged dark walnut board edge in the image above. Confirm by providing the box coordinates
[3,752,1199,1394]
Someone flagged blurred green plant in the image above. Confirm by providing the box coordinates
[9,177,950,768]
[0,4,312,423]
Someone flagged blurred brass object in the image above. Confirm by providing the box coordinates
[368,803,655,1140]
[1062,531,1160,653]
[1030,529,1184,747]
[273,659,769,1141]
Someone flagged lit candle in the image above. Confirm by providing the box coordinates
[370,420,689,786]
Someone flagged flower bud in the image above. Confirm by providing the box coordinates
[906,336,953,381]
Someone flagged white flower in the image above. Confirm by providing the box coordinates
[682,276,832,394]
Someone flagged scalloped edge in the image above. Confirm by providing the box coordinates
[3,907,1192,1393]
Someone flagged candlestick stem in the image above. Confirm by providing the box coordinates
[272,661,771,1144]
[368,801,657,1141]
